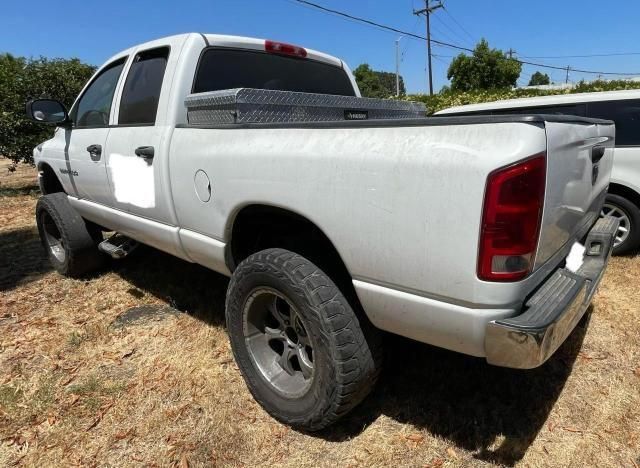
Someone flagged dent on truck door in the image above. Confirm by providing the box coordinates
[105,46,175,224]
[65,58,127,204]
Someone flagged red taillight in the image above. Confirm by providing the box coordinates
[265,40,307,58]
[478,154,546,282]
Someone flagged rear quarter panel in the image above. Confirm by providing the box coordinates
[169,121,547,308]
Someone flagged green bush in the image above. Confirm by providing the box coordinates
[405,79,640,115]
[0,54,95,166]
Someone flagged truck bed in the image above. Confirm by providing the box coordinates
[181,112,613,129]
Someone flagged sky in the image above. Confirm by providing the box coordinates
[3,0,640,94]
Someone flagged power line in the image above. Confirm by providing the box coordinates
[289,0,640,77]
[521,52,640,59]
[290,0,430,42]
[429,20,465,46]
[401,16,422,59]
[431,11,474,48]
[441,4,477,44]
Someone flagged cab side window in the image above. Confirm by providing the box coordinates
[71,58,126,128]
[118,47,169,125]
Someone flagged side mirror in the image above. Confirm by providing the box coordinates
[26,99,70,126]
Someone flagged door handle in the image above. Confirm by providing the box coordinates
[135,146,154,160]
[86,144,102,157]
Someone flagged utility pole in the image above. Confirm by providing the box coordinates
[565,65,570,84]
[507,48,516,59]
[414,0,443,95]
[395,38,400,96]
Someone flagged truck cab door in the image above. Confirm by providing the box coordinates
[63,57,127,204]
[105,45,177,225]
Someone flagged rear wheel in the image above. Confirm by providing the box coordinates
[36,193,105,277]
[225,248,382,431]
[601,193,640,255]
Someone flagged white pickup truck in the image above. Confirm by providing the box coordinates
[27,33,618,431]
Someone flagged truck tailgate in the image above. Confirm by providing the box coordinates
[535,119,615,267]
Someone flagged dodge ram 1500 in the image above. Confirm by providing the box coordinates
[27,33,618,430]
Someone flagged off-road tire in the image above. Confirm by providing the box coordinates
[225,248,382,431]
[36,193,104,277]
[604,194,640,255]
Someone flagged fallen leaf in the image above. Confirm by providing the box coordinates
[121,348,136,359]
[446,447,458,459]
[425,458,444,468]
[86,402,114,431]
[405,433,424,442]
[562,426,583,434]
[61,366,80,386]
[579,351,609,360]
[114,428,135,441]
[634,367,640,377]
[179,454,189,468]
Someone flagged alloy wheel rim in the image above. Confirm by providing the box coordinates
[41,211,66,263]
[243,287,314,398]
[601,203,631,247]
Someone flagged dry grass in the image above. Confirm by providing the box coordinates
[0,156,639,467]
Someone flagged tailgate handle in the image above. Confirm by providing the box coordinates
[591,146,605,164]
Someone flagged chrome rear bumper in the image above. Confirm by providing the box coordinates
[485,216,619,369]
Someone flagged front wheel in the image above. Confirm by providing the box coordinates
[225,248,382,431]
[601,194,640,255]
[36,193,105,277]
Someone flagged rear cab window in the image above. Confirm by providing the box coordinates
[192,48,356,96]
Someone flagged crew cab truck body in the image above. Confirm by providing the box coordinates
[437,90,640,255]
[28,33,618,430]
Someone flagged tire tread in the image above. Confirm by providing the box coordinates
[226,247,382,431]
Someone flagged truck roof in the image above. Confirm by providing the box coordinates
[104,33,345,70]
[201,33,344,68]
[436,88,640,115]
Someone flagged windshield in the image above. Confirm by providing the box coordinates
[193,48,356,97]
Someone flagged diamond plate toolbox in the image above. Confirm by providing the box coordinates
[184,88,427,125]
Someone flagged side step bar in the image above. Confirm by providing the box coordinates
[98,234,139,259]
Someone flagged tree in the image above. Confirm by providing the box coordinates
[446,39,522,91]
[528,71,551,86]
[376,70,406,97]
[0,54,95,166]
[354,63,405,98]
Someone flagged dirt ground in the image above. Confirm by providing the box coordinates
[0,157,639,467]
